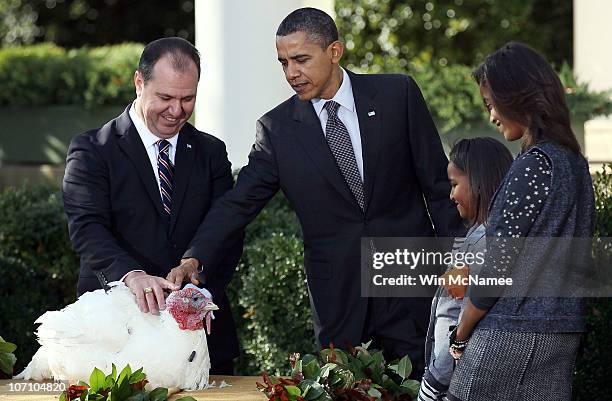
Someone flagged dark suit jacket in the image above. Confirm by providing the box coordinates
[185,71,463,347]
[62,105,242,364]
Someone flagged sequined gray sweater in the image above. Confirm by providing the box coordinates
[470,141,595,332]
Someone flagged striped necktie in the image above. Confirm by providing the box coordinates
[157,139,174,215]
[324,100,365,210]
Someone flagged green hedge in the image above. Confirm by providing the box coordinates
[226,193,316,376]
[572,164,612,401]
[1,44,609,129]
[0,43,142,108]
[0,186,78,374]
[406,62,612,134]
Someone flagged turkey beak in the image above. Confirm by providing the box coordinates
[204,300,219,311]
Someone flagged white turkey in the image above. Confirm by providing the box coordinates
[15,282,217,391]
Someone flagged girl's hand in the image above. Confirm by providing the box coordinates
[441,265,470,299]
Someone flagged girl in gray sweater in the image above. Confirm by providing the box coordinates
[418,138,513,401]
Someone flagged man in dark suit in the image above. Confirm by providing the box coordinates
[62,37,242,374]
[172,8,463,377]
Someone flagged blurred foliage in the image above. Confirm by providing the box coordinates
[0,0,194,48]
[336,0,572,69]
[408,63,484,133]
[0,43,142,107]
[558,64,612,123]
[334,0,612,133]
[391,61,611,134]
[226,192,316,375]
[0,0,41,47]
[593,164,612,238]
[572,164,612,401]
[2,44,607,132]
[237,233,316,376]
[0,185,78,373]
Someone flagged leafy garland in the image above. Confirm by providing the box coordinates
[257,342,420,401]
[59,364,197,401]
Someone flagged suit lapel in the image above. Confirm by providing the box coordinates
[116,109,166,217]
[168,130,195,234]
[291,98,359,209]
[348,71,381,213]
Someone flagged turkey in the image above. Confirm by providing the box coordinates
[15,282,217,391]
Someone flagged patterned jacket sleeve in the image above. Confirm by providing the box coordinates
[469,149,552,310]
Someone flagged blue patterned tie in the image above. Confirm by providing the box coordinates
[157,139,174,216]
[324,100,365,210]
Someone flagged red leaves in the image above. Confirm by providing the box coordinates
[257,372,305,401]
[258,342,421,401]
[334,387,375,401]
[129,379,148,391]
[327,342,337,363]
[278,377,299,386]
[65,385,88,401]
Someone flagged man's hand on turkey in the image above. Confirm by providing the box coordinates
[124,271,179,315]
[167,257,201,287]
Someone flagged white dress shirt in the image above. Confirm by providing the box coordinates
[128,103,179,199]
[122,104,180,282]
[310,68,364,181]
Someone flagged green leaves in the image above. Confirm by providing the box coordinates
[259,341,421,401]
[89,368,106,393]
[391,355,413,380]
[0,43,143,108]
[0,336,17,375]
[302,358,321,380]
[148,387,168,401]
[58,364,182,401]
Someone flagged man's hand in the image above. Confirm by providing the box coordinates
[124,271,179,315]
[166,258,201,287]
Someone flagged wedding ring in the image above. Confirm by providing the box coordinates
[144,287,153,294]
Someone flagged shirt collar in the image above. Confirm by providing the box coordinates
[311,68,355,117]
[129,102,179,150]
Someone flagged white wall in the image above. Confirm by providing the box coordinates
[574,0,612,93]
[195,0,334,168]
[574,0,612,171]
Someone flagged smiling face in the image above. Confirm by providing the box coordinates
[447,162,475,222]
[480,85,529,142]
[133,55,198,139]
[276,31,343,101]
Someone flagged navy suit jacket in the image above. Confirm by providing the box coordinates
[62,105,243,363]
[184,71,464,348]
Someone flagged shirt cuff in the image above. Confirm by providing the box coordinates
[120,269,145,282]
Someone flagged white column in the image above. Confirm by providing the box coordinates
[574,0,612,172]
[574,0,612,93]
[195,0,334,169]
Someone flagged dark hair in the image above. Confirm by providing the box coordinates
[138,37,200,83]
[473,42,581,154]
[450,137,514,225]
[276,7,338,48]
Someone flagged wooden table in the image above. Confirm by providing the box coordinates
[0,376,267,401]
